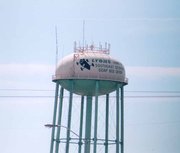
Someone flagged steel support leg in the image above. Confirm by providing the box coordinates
[105,94,109,153]
[50,82,59,153]
[121,86,124,153]
[55,87,64,153]
[116,84,120,153]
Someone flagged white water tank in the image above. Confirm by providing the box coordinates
[53,44,128,96]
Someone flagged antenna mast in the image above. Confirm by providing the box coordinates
[55,26,59,69]
[83,20,85,51]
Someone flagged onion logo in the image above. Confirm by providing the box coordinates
[76,59,94,71]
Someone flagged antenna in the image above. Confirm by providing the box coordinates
[83,20,85,51]
[55,26,59,69]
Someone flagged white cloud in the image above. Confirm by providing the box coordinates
[0,64,55,89]
[1,64,180,80]
[0,63,54,77]
[1,64,180,89]
[126,66,180,78]
[1,64,180,78]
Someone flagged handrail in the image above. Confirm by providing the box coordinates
[52,73,128,84]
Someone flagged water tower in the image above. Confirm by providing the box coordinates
[48,42,128,153]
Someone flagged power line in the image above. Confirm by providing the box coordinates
[0,95,180,99]
[125,95,180,98]
[0,89,54,91]
[0,96,54,98]
[1,89,180,99]
[0,88,180,93]
[125,90,180,93]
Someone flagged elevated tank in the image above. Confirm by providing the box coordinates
[53,43,128,96]
[49,43,128,153]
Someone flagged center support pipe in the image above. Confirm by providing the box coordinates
[78,96,84,153]
[84,96,93,153]
[65,80,73,153]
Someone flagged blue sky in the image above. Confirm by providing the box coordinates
[0,0,180,153]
